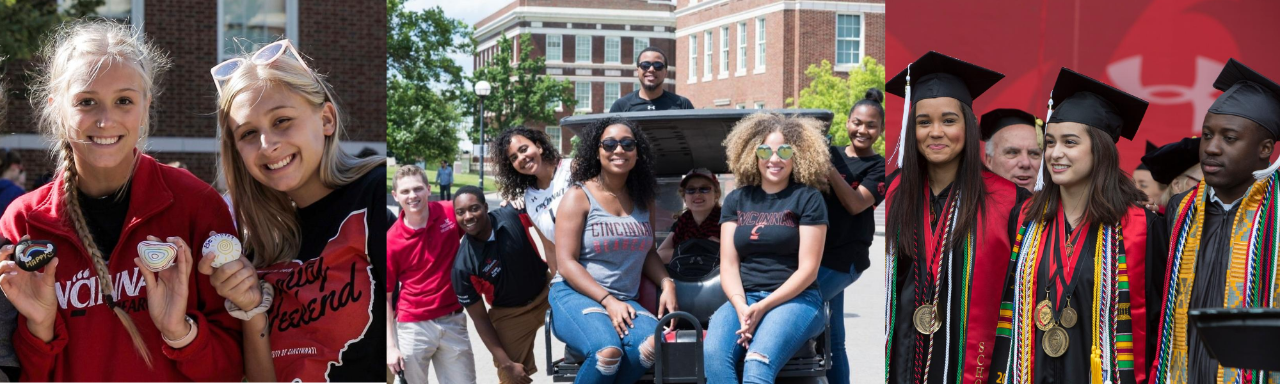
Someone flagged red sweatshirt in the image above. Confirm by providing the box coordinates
[0,155,244,382]
[387,201,463,323]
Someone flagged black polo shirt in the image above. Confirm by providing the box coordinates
[609,90,694,112]
[452,206,549,308]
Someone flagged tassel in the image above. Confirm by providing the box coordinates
[1034,92,1053,192]
[1252,158,1280,180]
[1091,346,1103,384]
[893,64,911,168]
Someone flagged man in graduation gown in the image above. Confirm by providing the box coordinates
[1151,59,1280,383]
[884,51,1030,384]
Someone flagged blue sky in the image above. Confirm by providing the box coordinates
[407,0,512,76]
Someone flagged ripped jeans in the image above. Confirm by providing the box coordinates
[549,281,659,384]
[704,289,825,384]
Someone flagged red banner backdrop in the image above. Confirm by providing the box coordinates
[886,0,1280,172]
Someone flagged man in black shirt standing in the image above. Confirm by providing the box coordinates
[609,47,695,112]
[451,187,551,384]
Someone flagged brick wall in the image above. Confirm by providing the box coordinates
[300,0,387,144]
[145,0,219,138]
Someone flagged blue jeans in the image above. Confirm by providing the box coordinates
[439,184,452,201]
[816,265,863,384]
[704,289,825,384]
[549,282,658,384]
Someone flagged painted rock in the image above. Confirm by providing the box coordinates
[14,240,55,272]
[137,241,179,272]
[202,233,242,268]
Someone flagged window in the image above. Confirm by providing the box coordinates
[836,14,862,66]
[546,35,562,62]
[736,104,746,109]
[575,81,592,111]
[755,102,766,109]
[71,0,142,26]
[719,26,729,76]
[703,31,712,79]
[633,37,649,63]
[576,35,591,62]
[605,37,621,63]
[755,17,766,70]
[546,127,562,153]
[689,35,698,82]
[737,22,747,73]
[219,0,298,60]
[605,83,620,108]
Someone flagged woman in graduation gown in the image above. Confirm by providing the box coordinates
[884,51,1031,384]
[990,68,1169,384]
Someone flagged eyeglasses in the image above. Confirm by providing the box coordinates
[210,39,313,93]
[601,138,637,152]
[638,61,666,71]
[684,187,713,195]
[756,144,795,160]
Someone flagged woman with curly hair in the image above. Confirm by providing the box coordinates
[882,51,1028,384]
[491,127,568,272]
[703,112,830,383]
[549,116,678,384]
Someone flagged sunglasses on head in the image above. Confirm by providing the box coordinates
[601,138,637,152]
[638,61,666,71]
[210,39,312,93]
[756,144,795,160]
[684,187,713,195]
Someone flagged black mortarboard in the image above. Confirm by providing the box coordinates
[1135,141,1158,171]
[980,108,1038,141]
[1141,137,1200,184]
[886,51,1005,107]
[1208,58,1280,139]
[1046,68,1148,143]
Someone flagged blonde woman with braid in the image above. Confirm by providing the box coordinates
[206,38,387,382]
[0,20,244,381]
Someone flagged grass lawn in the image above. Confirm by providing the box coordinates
[386,164,498,194]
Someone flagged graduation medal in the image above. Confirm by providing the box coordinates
[1043,326,1069,357]
[914,304,941,334]
[1060,305,1078,328]
[1035,299,1054,331]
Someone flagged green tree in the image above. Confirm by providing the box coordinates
[0,0,103,61]
[469,33,576,141]
[787,56,887,155]
[386,0,471,164]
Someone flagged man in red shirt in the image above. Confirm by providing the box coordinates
[386,165,476,384]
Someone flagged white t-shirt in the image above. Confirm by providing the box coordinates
[523,159,573,244]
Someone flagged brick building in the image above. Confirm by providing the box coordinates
[473,0,679,154]
[675,0,885,110]
[1,0,387,188]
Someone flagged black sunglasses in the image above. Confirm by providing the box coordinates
[638,61,666,71]
[600,138,637,152]
[684,187,713,195]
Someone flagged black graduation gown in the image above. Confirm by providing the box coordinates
[1175,193,1237,384]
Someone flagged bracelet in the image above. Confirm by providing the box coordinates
[226,281,275,321]
[731,293,746,302]
[661,277,675,286]
[597,293,612,304]
[162,315,197,348]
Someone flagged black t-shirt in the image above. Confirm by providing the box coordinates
[823,147,886,274]
[79,184,132,259]
[721,183,828,292]
[452,206,549,308]
[284,165,387,382]
[609,90,694,112]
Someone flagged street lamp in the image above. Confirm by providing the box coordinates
[474,80,491,191]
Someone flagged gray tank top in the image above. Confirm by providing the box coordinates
[551,183,652,301]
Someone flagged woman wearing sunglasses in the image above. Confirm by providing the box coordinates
[656,168,722,263]
[208,38,386,381]
[0,20,244,381]
[703,113,831,383]
[550,116,678,384]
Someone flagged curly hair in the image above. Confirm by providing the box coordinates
[570,116,658,205]
[723,113,831,192]
[491,127,562,201]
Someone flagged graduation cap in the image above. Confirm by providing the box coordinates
[980,108,1039,141]
[1135,141,1158,171]
[1207,58,1280,179]
[1034,67,1149,191]
[1141,137,1201,185]
[885,51,1005,167]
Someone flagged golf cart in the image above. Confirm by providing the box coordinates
[544,109,836,383]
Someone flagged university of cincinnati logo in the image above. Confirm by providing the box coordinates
[750,223,766,240]
[56,268,146,310]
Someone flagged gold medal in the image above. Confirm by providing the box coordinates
[1060,306,1078,328]
[1035,300,1054,331]
[1042,326,1069,357]
[914,304,941,334]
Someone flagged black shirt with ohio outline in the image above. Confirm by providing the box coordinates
[721,182,828,292]
[452,206,549,308]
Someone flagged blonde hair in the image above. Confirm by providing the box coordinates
[214,40,384,268]
[722,113,831,192]
[30,19,170,368]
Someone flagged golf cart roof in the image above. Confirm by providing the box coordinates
[560,109,834,177]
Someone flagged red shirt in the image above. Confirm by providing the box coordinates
[387,201,464,322]
[1,155,243,382]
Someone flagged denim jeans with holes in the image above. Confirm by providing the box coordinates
[549,281,658,384]
[704,289,825,384]
[817,265,863,384]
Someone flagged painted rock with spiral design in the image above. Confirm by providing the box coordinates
[202,233,242,268]
[137,241,178,272]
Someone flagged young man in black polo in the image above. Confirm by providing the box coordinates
[451,186,551,384]
[609,47,694,112]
